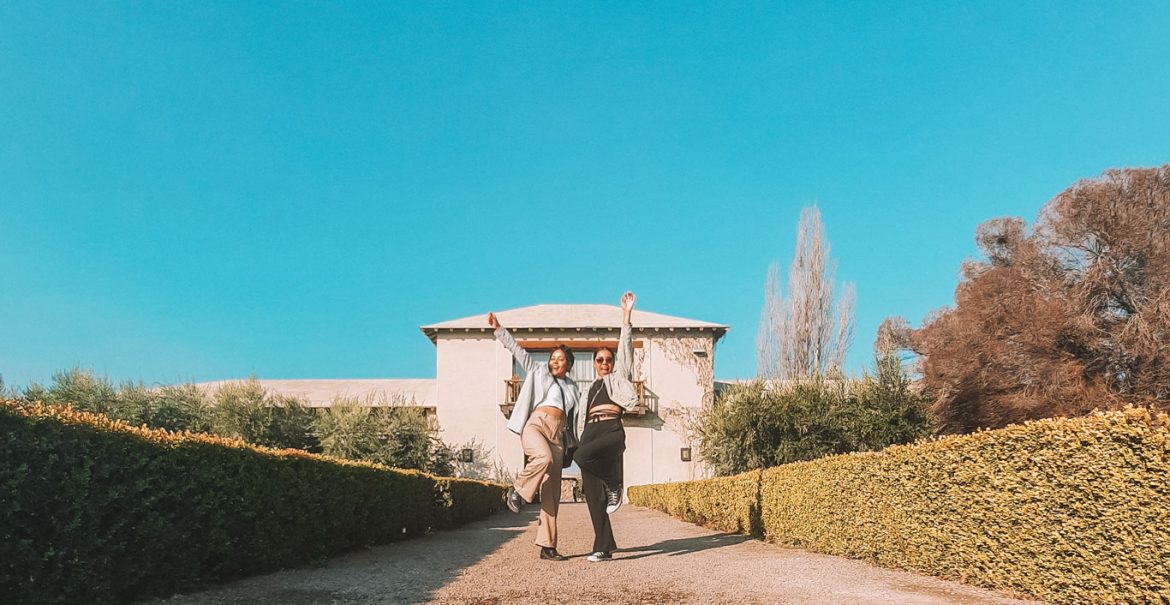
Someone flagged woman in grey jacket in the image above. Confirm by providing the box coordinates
[574,291,641,562]
[488,311,580,561]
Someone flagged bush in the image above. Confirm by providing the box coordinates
[24,367,119,416]
[209,378,319,451]
[11,369,460,471]
[0,400,506,605]
[313,395,452,475]
[19,368,214,434]
[631,407,1170,605]
[847,351,936,452]
[696,351,933,475]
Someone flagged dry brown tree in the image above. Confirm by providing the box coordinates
[896,165,1170,433]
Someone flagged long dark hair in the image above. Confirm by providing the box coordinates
[549,344,575,374]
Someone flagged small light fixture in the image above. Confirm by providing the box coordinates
[692,348,708,357]
[460,448,474,463]
[680,447,692,462]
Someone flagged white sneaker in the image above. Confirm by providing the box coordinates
[604,487,622,514]
[587,551,612,562]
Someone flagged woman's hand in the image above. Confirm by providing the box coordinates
[487,312,500,330]
[621,291,636,323]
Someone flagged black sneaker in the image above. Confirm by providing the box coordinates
[505,487,525,513]
[586,551,612,562]
[605,485,622,514]
[539,547,567,561]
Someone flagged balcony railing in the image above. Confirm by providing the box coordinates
[500,377,649,418]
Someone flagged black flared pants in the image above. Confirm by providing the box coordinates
[575,418,625,553]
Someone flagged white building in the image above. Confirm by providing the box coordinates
[201,304,729,487]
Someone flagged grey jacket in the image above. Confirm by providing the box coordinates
[575,322,638,440]
[495,326,582,448]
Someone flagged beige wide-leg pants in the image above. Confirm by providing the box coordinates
[514,407,564,548]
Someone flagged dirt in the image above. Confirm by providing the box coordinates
[146,503,1047,605]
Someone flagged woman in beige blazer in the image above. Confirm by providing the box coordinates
[488,311,580,561]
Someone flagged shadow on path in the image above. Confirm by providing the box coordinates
[614,532,750,561]
[147,510,538,605]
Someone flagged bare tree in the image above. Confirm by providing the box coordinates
[757,206,857,380]
[757,262,783,378]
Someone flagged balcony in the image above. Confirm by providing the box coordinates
[500,377,650,418]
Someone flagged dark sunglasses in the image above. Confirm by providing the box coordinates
[594,357,614,364]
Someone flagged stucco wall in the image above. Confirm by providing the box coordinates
[433,334,523,474]
[432,328,718,486]
[622,331,714,487]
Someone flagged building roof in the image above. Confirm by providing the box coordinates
[420,304,729,342]
[193,378,436,408]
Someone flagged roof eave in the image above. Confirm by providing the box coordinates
[420,324,730,344]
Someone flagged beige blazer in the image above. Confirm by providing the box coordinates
[495,326,582,447]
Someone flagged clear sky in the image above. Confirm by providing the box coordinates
[2,2,1169,389]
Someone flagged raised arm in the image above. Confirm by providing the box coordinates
[614,291,636,381]
[489,312,537,374]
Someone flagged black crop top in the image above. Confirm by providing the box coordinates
[586,380,617,413]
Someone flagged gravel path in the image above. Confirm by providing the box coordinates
[148,503,1047,605]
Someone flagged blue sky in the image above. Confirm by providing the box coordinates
[2,2,1168,389]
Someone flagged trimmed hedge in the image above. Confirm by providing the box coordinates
[630,471,762,537]
[629,407,1170,605]
[0,401,506,605]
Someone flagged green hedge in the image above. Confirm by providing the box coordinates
[629,407,1170,605]
[629,471,762,536]
[0,401,506,605]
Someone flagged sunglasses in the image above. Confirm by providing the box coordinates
[594,357,614,364]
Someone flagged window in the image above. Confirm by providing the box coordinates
[513,350,597,384]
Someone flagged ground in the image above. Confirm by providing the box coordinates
[148,503,1047,605]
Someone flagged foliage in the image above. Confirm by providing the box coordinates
[632,407,1170,605]
[115,381,213,433]
[895,165,1170,433]
[758,205,856,380]
[696,351,932,475]
[0,400,505,605]
[696,379,845,475]
[24,367,119,416]
[201,378,318,451]
[20,368,213,433]
[12,369,458,472]
[449,438,512,482]
[630,471,763,537]
[849,350,936,452]
[313,395,452,475]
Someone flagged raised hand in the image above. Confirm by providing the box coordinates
[487,312,500,330]
[621,291,636,312]
[621,291,636,324]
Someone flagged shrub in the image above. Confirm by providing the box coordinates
[17,369,215,434]
[631,407,1170,605]
[696,352,932,476]
[432,477,509,529]
[0,400,505,605]
[25,367,119,416]
[846,350,936,452]
[313,395,452,475]
[209,378,319,452]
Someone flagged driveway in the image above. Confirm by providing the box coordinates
[148,503,1046,605]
